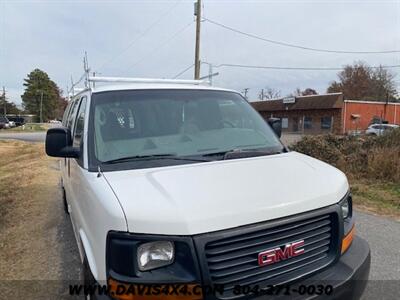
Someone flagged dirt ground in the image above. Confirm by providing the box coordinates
[0,140,81,299]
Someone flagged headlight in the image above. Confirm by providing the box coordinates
[339,192,354,254]
[137,241,174,271]
[340,193,352,220]
[341,198,350,219]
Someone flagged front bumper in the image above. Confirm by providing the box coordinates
[252,235,371,300]
[101,236,370,300]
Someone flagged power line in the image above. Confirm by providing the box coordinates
[205,18,400,54]
[213,63,400,71]
[173,63,194,79]
[97,0,183,71]
[124,20,194,73]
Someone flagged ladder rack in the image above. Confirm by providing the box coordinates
[88,76,207,85]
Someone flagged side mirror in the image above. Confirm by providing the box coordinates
[45,127,80,158]
[268,118,282,138]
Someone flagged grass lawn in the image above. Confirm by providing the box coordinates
[0,140,61,279]
[351,180,400,220]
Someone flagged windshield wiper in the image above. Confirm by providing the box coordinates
[102,154,209,164]
[202,148,284,160]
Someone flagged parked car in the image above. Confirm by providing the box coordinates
[46,77,370,300]
[0,116,10,129]
[365,123,399,136]
[369,116,388,126]
[7,116,25,127]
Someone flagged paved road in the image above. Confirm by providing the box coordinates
[0,131,46,142]
[356,211,400,299]
[0,123,60,142]
[356,211,400,281]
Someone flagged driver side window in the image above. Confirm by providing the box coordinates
[73,97,87,148]
[67,99,80,131]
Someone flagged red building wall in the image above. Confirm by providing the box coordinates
[343,101,400,133]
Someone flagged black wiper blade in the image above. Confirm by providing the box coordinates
[102,154,209,164]
[102,154,174,164]
[202,149,283,160]
[224,150,282,160]
[201,150,232,157]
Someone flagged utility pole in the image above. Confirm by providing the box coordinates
[260,89,265,101]
[199,62,219,85]
[243,88,249,100]
[39,90,43,123]
[208,63,212,85]
[194,0,201,79]
[84,52,90,87]
[2,86,6,116]
[92,72,96,88]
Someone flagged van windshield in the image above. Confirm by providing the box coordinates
[89,89,283,168]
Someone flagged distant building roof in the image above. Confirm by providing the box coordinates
[251,93,343,112]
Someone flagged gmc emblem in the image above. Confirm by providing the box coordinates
[258,240,305,266]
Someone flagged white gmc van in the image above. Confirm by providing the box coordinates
[46,77,370,300]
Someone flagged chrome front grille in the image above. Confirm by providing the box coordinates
[196,211,339,299]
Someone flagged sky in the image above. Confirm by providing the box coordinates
[1,0,400,105]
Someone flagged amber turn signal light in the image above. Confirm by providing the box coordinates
[341,224,355,254]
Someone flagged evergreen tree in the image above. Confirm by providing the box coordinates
[0,91,21,115]
[21,69,62,122]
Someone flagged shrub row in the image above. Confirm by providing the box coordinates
[290,128,400,182]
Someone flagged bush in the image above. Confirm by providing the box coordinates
[291,128,400,182]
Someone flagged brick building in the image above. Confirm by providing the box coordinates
[251,93,400,135]
[343,100,400,134]
[251,93,344,134]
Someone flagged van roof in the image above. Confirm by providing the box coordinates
[91,83,237,94]
[68,77,238,98]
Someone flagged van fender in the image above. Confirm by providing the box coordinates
[79,229,98,280]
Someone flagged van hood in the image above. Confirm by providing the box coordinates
[103,152,348,235]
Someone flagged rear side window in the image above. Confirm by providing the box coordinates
[62,101,72,127]
[73,97,87,147]
[67,99,80,131]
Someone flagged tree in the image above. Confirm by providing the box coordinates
[301,88,318,96]
[370,66,397,101]
[54,87,68,120]
[293,88,302,97]
[292,88,318,97]
[21,69,63,122]
[0,91,22,115]
[258,87,281,100]
[327,61,397,101]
